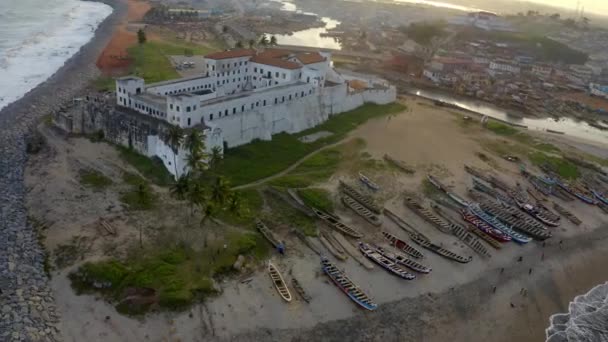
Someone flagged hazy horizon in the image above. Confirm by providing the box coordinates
[520,0,607,16]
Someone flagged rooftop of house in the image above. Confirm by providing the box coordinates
[200,81,308,106]
[132,92,167,107]
[205,48,256,60]
[250,55,302,70]
[295,52,326,65]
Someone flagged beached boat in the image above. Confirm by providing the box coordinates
[374,245,431,273]
[312,207,363,238]
[514,200,560,227]
[460,209,511,242]
[404,197,453,234]
[409,234,473,263]
[556,181,596,205]
[291,277,311,303]
[342,194,382,226]
[471,177,515,205]
[268,263,292,302]
[381,231,424,259]
[468,204,532,244]
[464,165,492,183]
[321,258,378,311]
[331,231,375,270]
[359,172,380,191]
[358,243,416,280]
[256,219,281,249]
[319,232,348,261]
[592,189,608,205]
[383,154,415,174]
[552,202,582,225]
[339,181,382,214]
[478,202,551,240]
[468,225,503,249]
[447,192,469,207]
[427,174,449,193]
[449,222,492,258]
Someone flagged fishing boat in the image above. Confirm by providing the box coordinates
[427,174,449,193]
[381,231,424,259]
[342,194,382,226]
[256,219,282,249]
[358,243,416,280]
[409,234,473,263]
[374,245,431,273]
[383,154,415,174]
[460,210,511,242]
[449,222,492,258]
[359,172,380,191]
[468,204,532,244]
[468,226,503,249]
[319,232,348,261]
[552,202,582,225]
[516,201,560,227]
[592,189,608,205]
[331,231,375,270]
[339,181,382,214]
[478,202,551,240]
[268,262,292,302]
[312,207,364,238]
[291,277,311,303]
[447,192,469,207]
[556,181,596,205]
[404,197,453,234]
[321,258,378,311]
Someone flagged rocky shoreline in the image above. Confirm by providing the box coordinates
[0,1,126,340]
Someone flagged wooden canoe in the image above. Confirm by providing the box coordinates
[319,232,348,261]
[312,207,364,238]
[321,258,377,311]
[330,231,375,270]
[381,231,424,259]
[359,172,380,191]
[256,219,281,248]
[268,262,292,302]
[358,243,415,280]
[374,245,431,273]
[339,181,382,214]
[291,277,311,303]
[342,194,382,226]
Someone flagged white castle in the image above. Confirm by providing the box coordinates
[115,48,396,177]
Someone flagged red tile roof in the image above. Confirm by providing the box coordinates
[205,49,255,60]
[250,56,302,70]
[296,52,326,64]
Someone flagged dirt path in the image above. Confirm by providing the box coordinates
[232,137,356,190]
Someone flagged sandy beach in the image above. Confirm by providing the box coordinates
[22,96,608,341]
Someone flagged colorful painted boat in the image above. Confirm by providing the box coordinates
[592,190,608,205]
[312,207,363,238]
[359,172,380,191]
[381,231,424,259]
[268,262,292,302]
[358,243,415,280]
[460,209,511,242]
[479,202,552,240]
[374,245,431,274]
[556,181,596,205]
[468,204,532,244]
[321,258,378,311]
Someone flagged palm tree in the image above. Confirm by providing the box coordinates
[235,41,243,48]
[270,35,277,46]
[186,180,206,217]
[248,39,256,48]
[170,174,190,201]
[258,34,269,47]
[227,192,243,216]
[134,182,153,247]
[184,129,205,156]
[166,125,184,178]
[210,176,231,208]
[208,146,223,172]
[185,150,206,175]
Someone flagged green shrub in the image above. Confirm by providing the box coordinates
[79,169,113,191]
[486,121,518,136]
[529,152,580,180]
[116,146,173,186]
[298,188,334,213]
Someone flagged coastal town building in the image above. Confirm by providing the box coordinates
[113,48,395,177]
[489,60,521,75]
[449,12,517,32]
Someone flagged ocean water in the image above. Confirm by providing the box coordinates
[0,0,113,111]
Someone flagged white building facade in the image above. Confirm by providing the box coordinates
[115,48,396,178]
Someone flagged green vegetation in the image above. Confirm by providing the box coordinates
[421,179,442,199]
[270,148,342,188]
[69,233,268,314]
[79,169,113,191]
[400,21,446,45]
[219,103,405,186]
[297,188,334,213]
[127,41,216,83]
[93,76,115,92]
[485,121,519,136]
[116,146,173,186]
[120,182,157,211]
[122,171,146,187]
[216,189,264,226]
[529,152,580,180]
[264,190,318,237]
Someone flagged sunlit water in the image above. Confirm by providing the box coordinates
[392,0,485,12]
[413,89,608,145]
[269,0,342,49]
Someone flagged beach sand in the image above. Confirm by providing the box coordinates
[27,97,608,341]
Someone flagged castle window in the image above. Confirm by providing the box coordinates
[289,95,292,100]
[263,100,266,106]
[193,105,197,110]
[274,98,278,104]
[176,106,180,111]
[210,114,213,121]
[233,108,236,114]
[170,104,174,109]
[242,105,245,111]
[251,103,254,109]
[225,109,228,116]
[187,118,191,126]
[301,91,304,97]
[256,101,259,107]
[186,106,191,112]
[282,96,285,102]
[275,72,279,77]
[282,73,286,79]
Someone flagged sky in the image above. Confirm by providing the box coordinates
[517,0,608,16]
